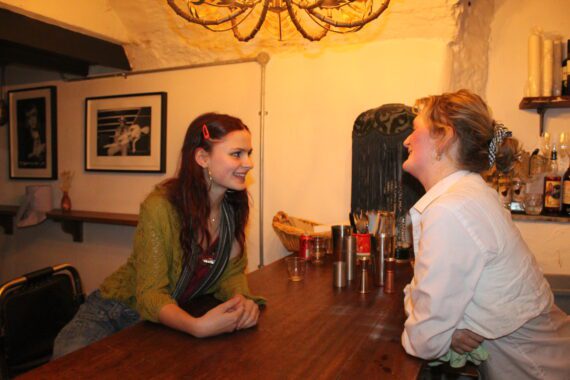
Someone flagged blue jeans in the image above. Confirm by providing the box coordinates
[52,290,140,359]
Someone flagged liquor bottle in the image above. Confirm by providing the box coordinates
[562,162,570,216]
[562,40,570,96]
[563,62,568,96]
[544,146,562,214]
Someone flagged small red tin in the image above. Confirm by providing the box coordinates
[298,234,314,260]
[353,233,371,257]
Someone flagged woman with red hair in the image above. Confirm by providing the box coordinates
[54,113,263,358]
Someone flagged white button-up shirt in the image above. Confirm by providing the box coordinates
[401,170,553,359]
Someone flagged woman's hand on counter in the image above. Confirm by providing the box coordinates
[231,294,260,330]
[159,298,244,338]
[193,296,245,337]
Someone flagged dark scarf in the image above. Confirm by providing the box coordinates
[172,198,235,301]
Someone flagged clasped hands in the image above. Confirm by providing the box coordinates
[451,329,485,354]
[195,294,259,337]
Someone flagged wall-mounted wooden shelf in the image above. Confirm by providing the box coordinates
[512,212,570,223]
[46,209,138,242]
[519,96,570,135]
[0,205,19,235]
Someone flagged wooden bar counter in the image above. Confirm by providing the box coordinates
[21,256,422,379]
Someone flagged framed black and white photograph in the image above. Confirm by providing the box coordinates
[85,92,167,172]
[8,86,57,179]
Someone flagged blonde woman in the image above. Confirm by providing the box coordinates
[401,89,570,379]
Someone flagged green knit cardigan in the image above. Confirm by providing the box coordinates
[100,189,264,322]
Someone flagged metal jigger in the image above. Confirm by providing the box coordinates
[332,225,352,258]
[372,233,389,287]
[358,256,371,294]
[332,261,347,288]
[343,235,357,281]
[384,258,396,294]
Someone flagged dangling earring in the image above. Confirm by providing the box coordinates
[433,149,442,161]
[207,169,213,191]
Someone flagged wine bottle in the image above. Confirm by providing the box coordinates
[544,146,562,214]
[562,162,570,216]
[562,40,570,96]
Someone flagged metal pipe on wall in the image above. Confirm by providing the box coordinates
[256,52,270,268]
[64,53,270,269]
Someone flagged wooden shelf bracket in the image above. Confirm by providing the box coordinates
[519,96,570,136]
[46,209,138,242]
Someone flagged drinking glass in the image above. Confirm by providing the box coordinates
[378,211,395,261]
[312,237,326,264]
[523,193,543,215]
[286,257,307,282]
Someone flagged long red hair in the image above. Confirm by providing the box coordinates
[163,113,250,258]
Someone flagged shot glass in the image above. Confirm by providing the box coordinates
[286,257,307,282]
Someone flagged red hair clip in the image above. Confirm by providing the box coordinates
[202,124,211,140]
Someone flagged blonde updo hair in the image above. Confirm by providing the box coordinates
[414,89,519,173]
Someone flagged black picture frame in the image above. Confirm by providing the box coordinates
[8,86,58,179]
[84,92,167,173]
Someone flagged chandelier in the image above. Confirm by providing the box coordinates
[167,0,390,42]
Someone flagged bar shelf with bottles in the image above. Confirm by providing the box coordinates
[510,142,570,223]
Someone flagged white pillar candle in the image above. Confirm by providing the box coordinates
[542,38,553,96]
[528,32,542,97]
[553,38,563,96]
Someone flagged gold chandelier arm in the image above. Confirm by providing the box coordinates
[290,0,326,11]
[168,0,390,40]
[199,4,257,32]
[307,11,363,34]
[284,0,329,41]
[231,0,271,41]
[308,0,389,28]
[208,0,262,8]
[168,0,249,25]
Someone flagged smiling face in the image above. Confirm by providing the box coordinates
[402,112,438,186]
[203,130,253,194]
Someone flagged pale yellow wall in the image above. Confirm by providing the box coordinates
[262,39,449,265]
[0,63,262,291]
[2,0,569,293]
[487,0,570,274]
[0,39,450,291]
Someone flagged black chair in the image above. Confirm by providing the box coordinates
[0,264,84,379]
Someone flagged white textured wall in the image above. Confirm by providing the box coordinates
[488,0,570,275]
[1,0,460,69]
[447,0,494,95]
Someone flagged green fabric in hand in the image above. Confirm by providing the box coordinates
[428,345,489,368]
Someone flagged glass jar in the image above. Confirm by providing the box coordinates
[312,236,326,264]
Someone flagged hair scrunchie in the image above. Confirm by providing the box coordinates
[488,122,512,168]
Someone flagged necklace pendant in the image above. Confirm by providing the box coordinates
[202,254,216,265]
